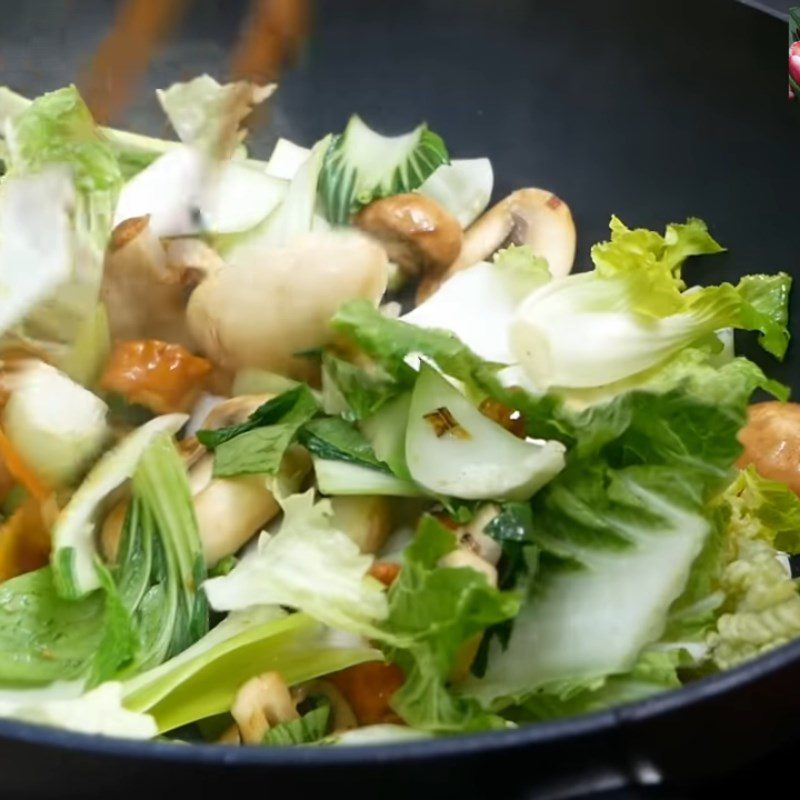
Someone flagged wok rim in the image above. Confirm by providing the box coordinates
[0,633,798,766]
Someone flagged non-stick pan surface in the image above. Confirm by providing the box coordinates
[0,1,796,797]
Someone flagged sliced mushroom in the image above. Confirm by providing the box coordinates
[439,548,498,586]
[330,495,392,554]
[193,457,282,566]
[457,503,503,566]
[441,506,503,683]
[217,724,242,745]
[231,672,299,744]
[190,394,310,565]
[417,188,576,303]
[186,231,388,381]
[355,193,462,281]
[164,237,226,275]
[101,393,308,566]
[102,216,216,349]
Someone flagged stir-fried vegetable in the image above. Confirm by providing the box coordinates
[0,76,795,750]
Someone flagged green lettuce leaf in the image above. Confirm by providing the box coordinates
[591,216,725,290]
[197,386,318,449]
[504,649,682,723]
[300,417,387,469]
[2,85,121,360]
[123,608,379,733]
[321,352,402,420]
[465,375,748,707]
[726,466,800,554]
[708,537,800,670]
[492,245,552,299]
[381,516,520,732]
[0,567,104,684]
[560,347,788,411]
[700,468,800,670]
[7,86,122,192]
[203,490,389,637]
[734,274,791,359]
[511,269,791,391]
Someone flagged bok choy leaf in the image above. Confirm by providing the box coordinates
[123,608,379,732]
[319,115,449,224]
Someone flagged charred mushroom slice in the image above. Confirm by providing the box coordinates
[102,216,215,349]
[355,193,463,281]
[417,188,576,302]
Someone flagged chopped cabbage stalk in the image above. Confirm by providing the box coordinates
[319,115,449,224]
[405,365,565,500]
[51,414,188,599]
[114,145,287,236]
[229,135,331,252]
[264,137,311,179]
[2,362,110,487]
[314,457,424,497]
[418,158,493,228]
[0,682,156,739]
[469,489,711,705]
[402,258,549,364]
[0,168,74,335]
[123,608,379,732]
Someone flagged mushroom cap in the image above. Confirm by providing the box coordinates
[355,193,463,279]
[418,188,576,303]
[186,230,388,380]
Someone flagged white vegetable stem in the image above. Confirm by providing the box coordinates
[51,414,188,598]
[114,145,287,236]
[468,487,710,703]
[511,273,706,389]
[417,158,494,229]
[0,168,74,336]
[2,362,110,488]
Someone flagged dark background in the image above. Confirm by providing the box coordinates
[742,0,793,16]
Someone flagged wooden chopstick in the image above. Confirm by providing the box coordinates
[80,0,311,126]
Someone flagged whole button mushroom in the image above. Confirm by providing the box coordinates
[355,192,463,281]
[737,402,800,495]
[186,230,388,381]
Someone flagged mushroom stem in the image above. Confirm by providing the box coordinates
[231,672,299,745]
[102,216,206,349]
[101,393,310,567]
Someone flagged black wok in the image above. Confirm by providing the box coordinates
[0,1,796,797]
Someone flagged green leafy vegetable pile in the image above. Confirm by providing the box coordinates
[0,74,795,749]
